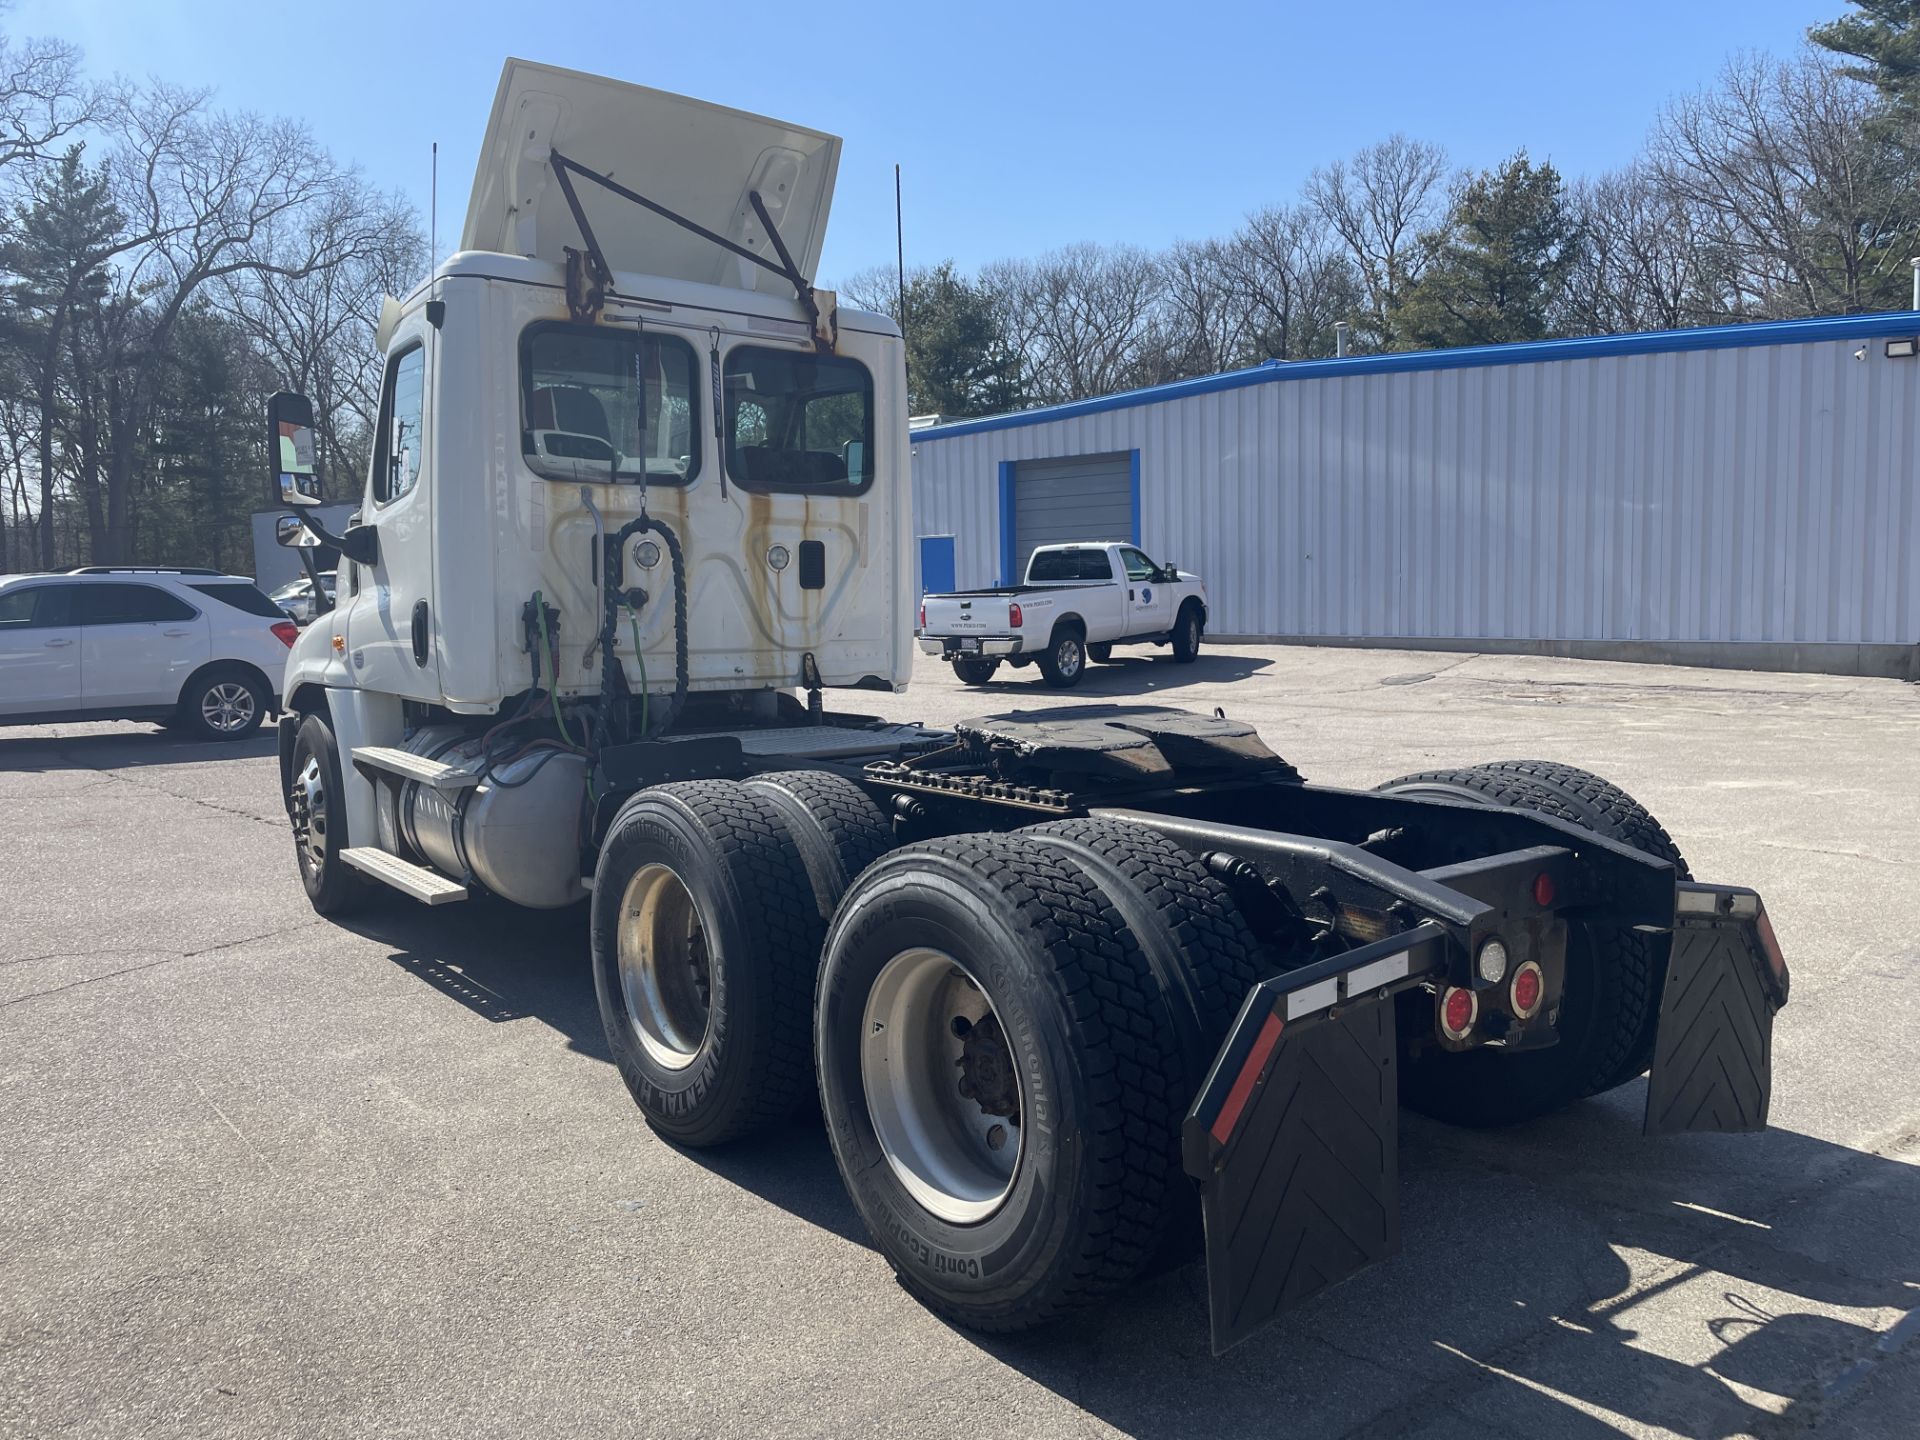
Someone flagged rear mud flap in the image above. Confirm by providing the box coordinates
[1643,884,1790,1136]
[1184,926,1442,1355]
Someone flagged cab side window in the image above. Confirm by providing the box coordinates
[1120,548,1157,583]
[373,344,426,505]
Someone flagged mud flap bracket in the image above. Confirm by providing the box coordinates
[1643,883,1789,1136]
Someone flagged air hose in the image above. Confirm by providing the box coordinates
[598,514,688,747]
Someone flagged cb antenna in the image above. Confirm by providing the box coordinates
[431,141,438,275]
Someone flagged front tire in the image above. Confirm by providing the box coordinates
[181,666,267,740]
[1170,605,1203,663]
[816,834,1185,1332]
[1036,628,1086,688]
[288,711,369,916]
[591,781,823,1147]
[950,656,1000,686]
[1376,761,1690,1127]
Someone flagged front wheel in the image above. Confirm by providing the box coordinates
[950,656,1000,686]
[1036,629,1086,688]
[1170,606,1203,663]
[288,711,369,916]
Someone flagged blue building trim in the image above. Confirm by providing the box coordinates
[996,460,1016,585]
[913,310,1920,444]
[1128,449,1141,546]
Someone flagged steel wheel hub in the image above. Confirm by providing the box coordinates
[617,864,714,1070]
[290,752,327,880]
[861,948,1024,1225]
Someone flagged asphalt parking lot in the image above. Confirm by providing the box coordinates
[4,643,1917,1439]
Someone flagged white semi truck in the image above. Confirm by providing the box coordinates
[273,59,1791,1353]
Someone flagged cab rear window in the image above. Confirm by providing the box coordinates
[1027,549,1114,582]
[724,346,873,493]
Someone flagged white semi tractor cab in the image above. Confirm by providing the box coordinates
[272,59,1792,1355]
[918,541,1208,686]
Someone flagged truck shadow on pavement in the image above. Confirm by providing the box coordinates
[0,726,278,770]
[337,895,1917,1438]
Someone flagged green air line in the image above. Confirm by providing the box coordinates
[629,610,649,738]
[539,599,581,752]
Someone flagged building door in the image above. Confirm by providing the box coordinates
[918,535,956,597]
[1011,452,1133,582]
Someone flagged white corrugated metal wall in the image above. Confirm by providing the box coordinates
[910,325,1920,668]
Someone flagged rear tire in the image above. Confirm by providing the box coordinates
[742,769,892,920]
[591,780,824,1147]
[180,665,267,740]
[1087,642,1113,664]
[951,657,1000,686]
[1170,604,1203,663]
[1036,628,1087,688]
[816,833,1185,1333]
[1376,761,1690,1127]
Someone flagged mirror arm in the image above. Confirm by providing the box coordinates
[296,546,335,618]
[288,509,378,568]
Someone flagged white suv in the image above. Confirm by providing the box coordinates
[0,568,297,740]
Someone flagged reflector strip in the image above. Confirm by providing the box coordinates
[1344,952,1410,998]
[1209,1012,1285,1146]
[1285,977,1339,1019]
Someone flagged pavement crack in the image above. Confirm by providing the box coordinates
[1755,838,1918,869]
[0,921,323,1009]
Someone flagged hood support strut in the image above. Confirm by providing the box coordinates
[549,149,833,348]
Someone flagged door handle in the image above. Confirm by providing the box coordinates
[43,638,73,648]
[163,628,191,637]
[1128,588,1136,601]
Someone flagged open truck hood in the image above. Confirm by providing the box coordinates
[462,59,841,296]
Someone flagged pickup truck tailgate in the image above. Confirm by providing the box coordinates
[922,594,1012,635]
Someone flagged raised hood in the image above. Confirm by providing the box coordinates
[462,59,841,296]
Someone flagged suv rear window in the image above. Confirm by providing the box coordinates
[1027,549,1114,582]
[189,582,286,618]
[75,583,196,624]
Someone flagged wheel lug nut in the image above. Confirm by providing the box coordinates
[957,1078,976,1099]
[986,1125,1007,1151]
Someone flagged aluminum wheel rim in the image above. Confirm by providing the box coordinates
[202,682,256,732]
[290,752,327,881]
[861,948,1024,1225]
[1057,638,1082,678]
[617,864,714,1071]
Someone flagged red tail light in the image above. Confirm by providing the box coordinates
[1510,961,1545,1019]
[1009,602,1024,628]
[1532,871,1556,907]
[271,620,299,647]
[917,600,926,631]
[1438,985,1478,1041]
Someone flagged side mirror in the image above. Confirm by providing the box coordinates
[276,514,321,548]
[268,391,322,505]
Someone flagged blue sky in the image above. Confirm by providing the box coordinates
[18,0,1841,286]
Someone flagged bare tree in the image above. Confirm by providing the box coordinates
[1651,50,1917,317]
[1221,204,1362,360]
[1558,166,1721,334]
[1155,238,1254,377]
[1306,135,1448,347]
[981,243,1167,404]
[0,9,105,179]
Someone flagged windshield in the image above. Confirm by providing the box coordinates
[724,346,873,492]
[521,324,699,484]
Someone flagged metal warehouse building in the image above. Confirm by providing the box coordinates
[909,313,1920,678]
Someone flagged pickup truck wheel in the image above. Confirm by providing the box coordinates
[951,657,1000,685]
[1376,762,1691,1127]
[1170,604,1203,663]
[742,769,893,920]
[591,780,824,1147]
[287,712,371,916]
[1036,629,1086,688]
[816,834,1184,1333]
[1087,642,1113,664]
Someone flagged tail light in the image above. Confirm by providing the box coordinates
[917,600,926,631]
[1438,985,1478,1041]
[1009,602,1024,628]
[1533,871,1556,907]
[271,620,299,647]
[1509,961,1545,1019]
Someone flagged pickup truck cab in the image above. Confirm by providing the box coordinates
[918,542,1208,687]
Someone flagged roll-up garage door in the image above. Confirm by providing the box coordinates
[1011,453,1133,580]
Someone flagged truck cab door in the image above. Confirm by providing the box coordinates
[344,332,440,699]
[1119,547,1171,636]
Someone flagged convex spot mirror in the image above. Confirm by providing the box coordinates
[269,391,322,505]
[276,515,322,548]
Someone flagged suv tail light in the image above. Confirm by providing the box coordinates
[1009,602,1024,628]
[271,620,299,647]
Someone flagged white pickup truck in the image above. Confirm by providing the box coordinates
[918,541,1209,687]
